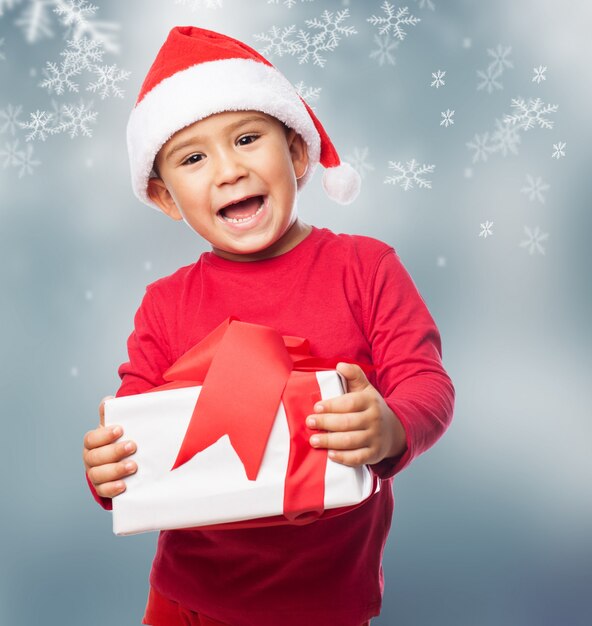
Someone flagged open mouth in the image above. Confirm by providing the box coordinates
[217,195,265,224]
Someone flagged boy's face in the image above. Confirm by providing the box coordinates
[147,110,309,261]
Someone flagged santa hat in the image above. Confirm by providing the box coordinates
[127,26,361,209]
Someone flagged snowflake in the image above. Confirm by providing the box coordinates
[0,139,22,167]
[254,25,298,57]
[53,0,98,27]
[504,97,559,131]
[440,109,454,127]
[519,225,549,255]
[369,34,399,66]
[532,65,547,84]
[489,117,521,157]
[294,81,321,104]
[15,0,54,43]
[487,44,513,74]
[436,256,446,267]
[345,147,375,179]
[367,2,420,41]
[13,142,41,177]
[0,104,24,135]
[384,159,435,190]
[552,141,566,159]
[61,37,104,73]
[57,100,98,138]
[430,69,446,88]
[305,9,357,48]
[479,220,493,238]
[87,64,130,99]
[20,110,57,141]
[39,60,82,95]
[476,65,503,93]
[267,0,314,7]
[0,37,5,61]
[466,132,494,164]
[521,174,549,204]
[414,0,435,9]
[462,37,472,49]
[290,29,337,68]
[174,0,223,9]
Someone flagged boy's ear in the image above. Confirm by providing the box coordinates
[286,129,309,181]
[147,177,183,221]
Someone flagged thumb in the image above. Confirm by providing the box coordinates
[336,362,370,392]
[98,395,115,428]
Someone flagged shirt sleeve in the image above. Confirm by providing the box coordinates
[87,284,174,510]
[365,249,455,480]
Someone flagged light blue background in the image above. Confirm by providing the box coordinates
[1,1,591,624]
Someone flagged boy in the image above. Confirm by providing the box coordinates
[83,26,454,626]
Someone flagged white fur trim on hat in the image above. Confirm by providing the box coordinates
[127,58,321,210]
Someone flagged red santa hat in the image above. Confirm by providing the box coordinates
[127,26,361,209]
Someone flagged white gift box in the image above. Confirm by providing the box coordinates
[105,370,378,535]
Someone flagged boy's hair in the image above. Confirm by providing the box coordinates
[127,26,361,210]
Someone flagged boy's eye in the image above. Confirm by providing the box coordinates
[237,134,259,146]
[182,153,204,166]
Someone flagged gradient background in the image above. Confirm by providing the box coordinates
[1,1,591,624]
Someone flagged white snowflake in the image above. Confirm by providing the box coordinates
[61,37,104,73]
[436,256,446,267]
[20,110,56,141]
[0,139,22,167]
[0,104,24,135]
[487,44,513,74]
[87,64,130,99]
[57,100,98,137]
[504,97,559,131]
[294,81,321,104]
[15,1,54,43]
[489,117,521,157]
[462,37,472,49]
[532,65,547,83]
[174,0,223,9]
[290,29,337,68]
[254,25,298,57]
[466,133,494,164]
[552,141,566,159]
[70,366,79,377]
[440,109,454,127]
[13,142,41,177]
[367,2,420,41]
[267,0,314,8]
[345,147,375,179]
[53,0,98,27]
[430,69,446,88]
[476,65,503,93]
[39,60,82,95]
[479,220,493,238]
[0,37,5,61]
[519,225,549,255]
[414,0,435,10]
[369,34,399,66]
[305,9,357,48]
[384,159,435,190]
[463,167,473,178]
[521,174,550,204]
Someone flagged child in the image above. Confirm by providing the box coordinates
[82,26,455,626]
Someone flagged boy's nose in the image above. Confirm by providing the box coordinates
[213,150,248,186]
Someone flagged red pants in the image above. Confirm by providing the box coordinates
[143,586,371,626]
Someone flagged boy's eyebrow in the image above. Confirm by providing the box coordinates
[164,114,270,162]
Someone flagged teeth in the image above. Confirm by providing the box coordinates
[221,201,264,224]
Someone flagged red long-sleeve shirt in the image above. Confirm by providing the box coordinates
[89,226,455,626]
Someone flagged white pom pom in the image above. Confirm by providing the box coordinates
[321,162,361,205]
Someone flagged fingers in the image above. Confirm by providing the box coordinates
[83,428,136,469]
[87,461,137,498]
[335,362,370,392]
[311,391,369,417]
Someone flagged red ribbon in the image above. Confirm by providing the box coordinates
[148,317,374,523]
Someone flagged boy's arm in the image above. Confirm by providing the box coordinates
[366,248,455,479]
[86,285,173,509]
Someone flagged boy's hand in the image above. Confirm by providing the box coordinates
[82,396,138,498]
[306,363,407,467]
